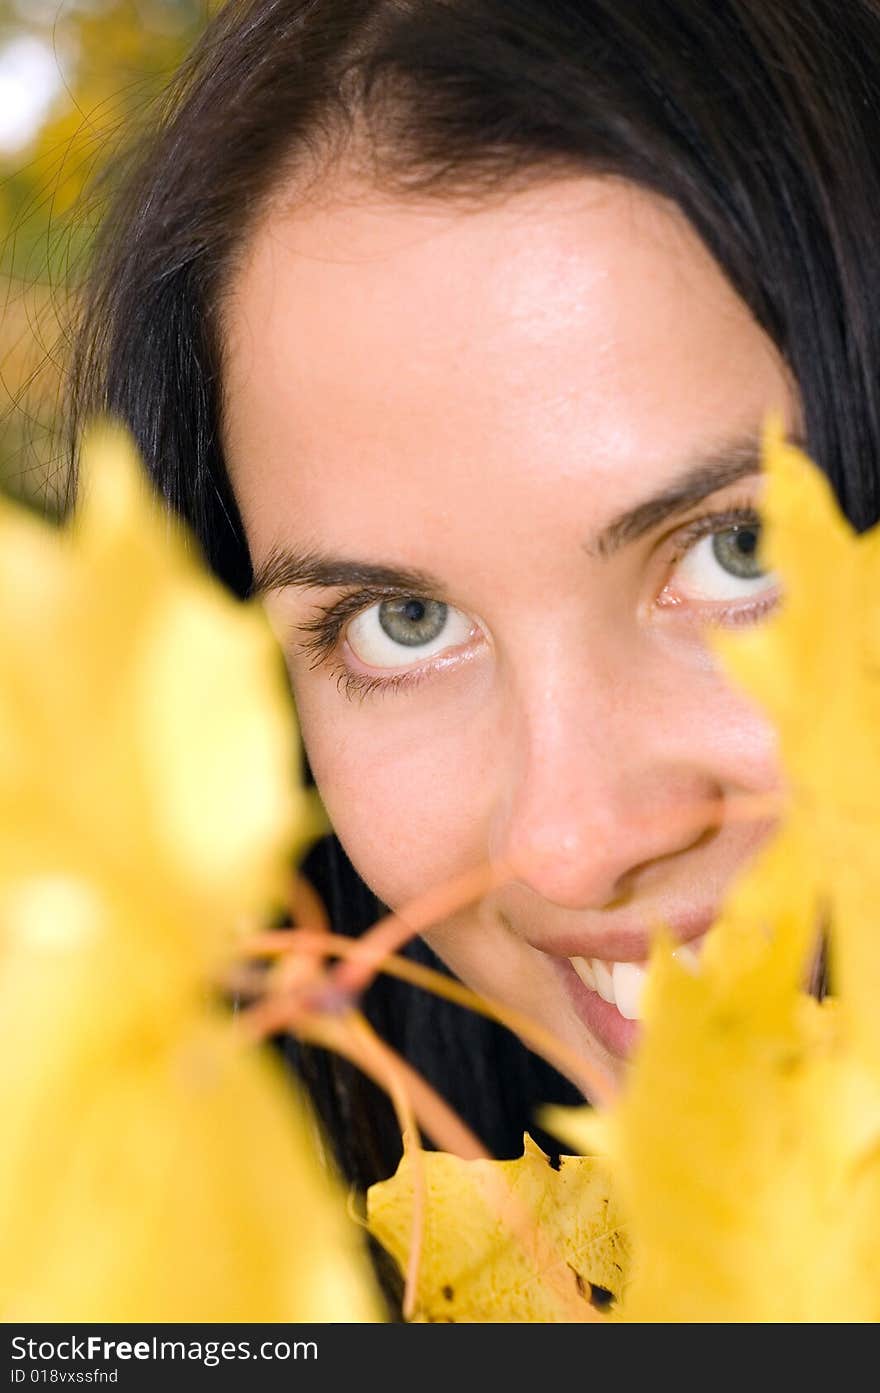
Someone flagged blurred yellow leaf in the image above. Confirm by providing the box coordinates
[705,417,880,1061]
[546,979,880,1320]
[0,421,379,1321]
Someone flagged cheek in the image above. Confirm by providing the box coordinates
[292,684,492,910]
[644,629,784,789]
[696,669,784,790]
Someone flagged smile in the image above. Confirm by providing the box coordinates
[535,923,713,1061]
[568,943,701,1021]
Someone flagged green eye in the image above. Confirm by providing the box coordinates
[670,505,775,607]
[378,598,449,647]
[711,523,763,580]
[347,595,473,670]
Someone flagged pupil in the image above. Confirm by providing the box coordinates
[378,597,448,647]
[736,529,757,555]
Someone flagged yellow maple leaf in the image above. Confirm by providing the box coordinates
[704,416,880,1060]
[0,421,380,1321]
[546,982,880,1320]
[367,1134,630,1321]
[545,416,880,1321]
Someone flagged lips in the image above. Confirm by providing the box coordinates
[569,943,701,1020]
[527,909,718,1058]
[525,907,718,968]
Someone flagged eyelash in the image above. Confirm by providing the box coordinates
[293,592,441,701]
[291,501,776,702]
[663,502,779,626]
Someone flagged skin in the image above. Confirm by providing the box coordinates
[221,174,800,1092]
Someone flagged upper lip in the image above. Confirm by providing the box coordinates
[523,908,719,965]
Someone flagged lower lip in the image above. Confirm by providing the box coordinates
[552,957,641,1059]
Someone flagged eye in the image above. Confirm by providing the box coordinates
[667,510,775,605]
[346,597,474,668]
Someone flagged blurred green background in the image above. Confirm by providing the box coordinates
[0,0,217,513]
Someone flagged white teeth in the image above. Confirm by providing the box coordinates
[569,956,596,989]
[591,957,615,1005]
[568,939,705,1022]
[611,960,647,1020]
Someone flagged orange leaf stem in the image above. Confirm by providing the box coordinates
[237,996,489,1162]
[245,928,616,1108]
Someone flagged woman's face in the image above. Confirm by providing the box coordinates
[222,174,797,1092]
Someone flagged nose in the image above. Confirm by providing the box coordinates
[488,667,724,911]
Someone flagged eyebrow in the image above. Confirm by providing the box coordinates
[584,432,782,560]
[250,548,446,600]
[249,429,790,598]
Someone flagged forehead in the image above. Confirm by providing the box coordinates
[220,175,787,571]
